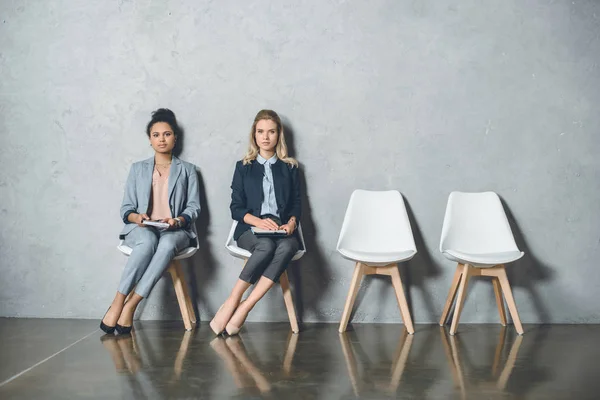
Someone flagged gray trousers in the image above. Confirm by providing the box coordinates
[237,230,300,284]
[118,226,190,298]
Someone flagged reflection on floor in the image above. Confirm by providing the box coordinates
[1,319,599,399]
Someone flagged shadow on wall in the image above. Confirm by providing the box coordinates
[283,120,332,325]
[501,198,554,323]
[403,198,442,322]
[185,168,218,320]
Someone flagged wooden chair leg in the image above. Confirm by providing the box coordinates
[280,271,299,334]
[496,266,524,335]
[283,330,299,376]
[389,330,413,392]
[174,261,196,324]
[389,265,415,334]
[448,332,467,398]
[173,331,193,381]
[496,334,523,389]
[492,326,507,376]
[339,263,365,333]
[449,264,472,335]
[439,264,463,326]
[440,328,461,387]
[339,332,360,396]
[493,277,507,326]
[169,262,193,331]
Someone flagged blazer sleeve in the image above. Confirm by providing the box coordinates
[180,165,201,225]
[289,165,302,222]
[230,161,251,221]
[120,164,138,223]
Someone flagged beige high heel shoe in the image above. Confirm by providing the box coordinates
[210,305,227,336]
[225,304,249,336]
[225,321,242,336]
[211,300,246,336]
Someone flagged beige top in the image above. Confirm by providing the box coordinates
[149,166,172,220]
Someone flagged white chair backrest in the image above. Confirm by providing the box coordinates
[440,192,520,254]
[336,190,416,254]
[225,220,238,249]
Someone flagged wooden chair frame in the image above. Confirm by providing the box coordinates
[439,263,524,335]
[339,262,414,334]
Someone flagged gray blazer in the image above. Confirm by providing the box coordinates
[119,156,201,239]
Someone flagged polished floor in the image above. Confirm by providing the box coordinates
[0,319,599,399]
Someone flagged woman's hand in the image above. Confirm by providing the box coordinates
[135,213,150,227]
[255,218,280,231]
[280,219,296,236]
[161,218,180,230]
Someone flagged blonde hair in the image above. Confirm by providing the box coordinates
[242,109,298,167]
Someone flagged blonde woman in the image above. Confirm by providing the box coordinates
[211,109,301,335]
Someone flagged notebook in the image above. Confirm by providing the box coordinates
[251,227,288,237]
[142,220,170,230]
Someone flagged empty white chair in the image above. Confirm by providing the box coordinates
[337,190,416,334]
[117,226,199,331]
[438,192,525,335]
[225,220,306,333]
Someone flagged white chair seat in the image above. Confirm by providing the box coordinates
[117,241,198,260]
[442,249,524,266]
[337,247,416,265]
[225,243,252,259]
[225,222,306,262]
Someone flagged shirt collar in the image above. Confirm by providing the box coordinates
[257,154,278,165]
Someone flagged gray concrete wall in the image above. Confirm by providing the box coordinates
[1,0,599,324]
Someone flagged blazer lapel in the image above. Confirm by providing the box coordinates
[141,157,154,212]
[168,156,182,200]
[250,161,265,204]
[271,160,285,210]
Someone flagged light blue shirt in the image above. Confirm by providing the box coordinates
[257,154,279,218]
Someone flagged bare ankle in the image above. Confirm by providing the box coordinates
[238,301,253,314]
[225,297,241,307]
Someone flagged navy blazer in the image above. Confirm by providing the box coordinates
[230,159,301,240]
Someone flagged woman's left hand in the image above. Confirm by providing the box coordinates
[161,218,179,230]
[280,220,296,236]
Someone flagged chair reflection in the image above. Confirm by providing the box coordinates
[440,326,523,399]
[339,328,414,396]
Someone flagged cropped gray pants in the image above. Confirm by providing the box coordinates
[118,226,189,298]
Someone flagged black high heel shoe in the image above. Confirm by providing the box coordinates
[115,323,133,335]
[100,307,116,334]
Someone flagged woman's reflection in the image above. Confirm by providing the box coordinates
[99,329,194,397]
[209,330,299,396]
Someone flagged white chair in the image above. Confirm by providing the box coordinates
[438,192,525,335]
[337,190,416,334]
[225,220,307,334]
[117,226,199,331]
